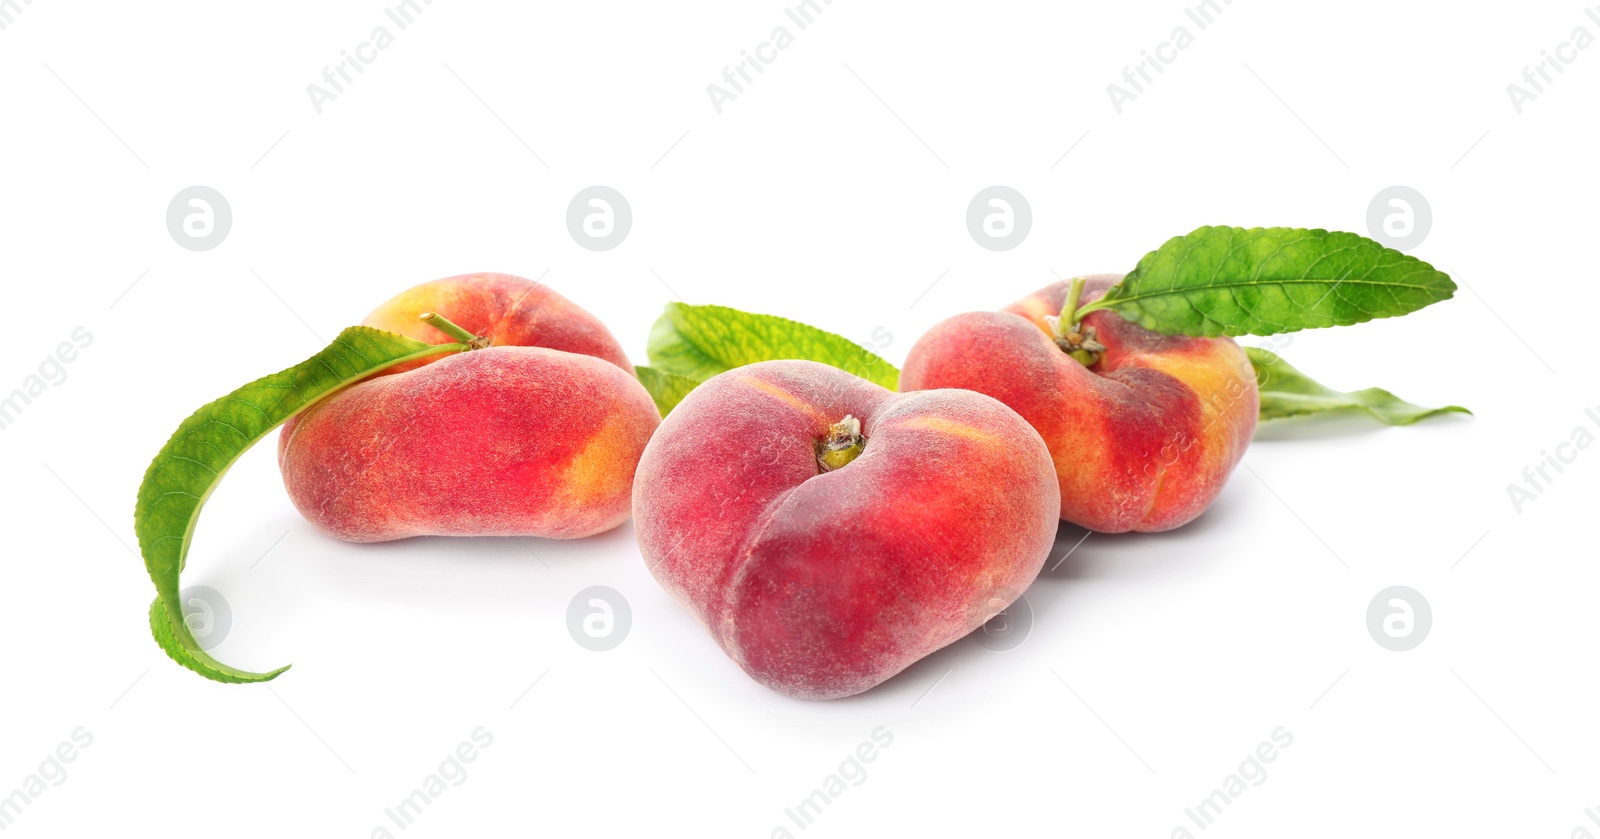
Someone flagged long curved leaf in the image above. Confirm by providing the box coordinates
[135,326,462,683]
[1081,226,1456,337]
[1247,347,1469,425]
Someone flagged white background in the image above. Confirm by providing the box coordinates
[1,1,1596,836]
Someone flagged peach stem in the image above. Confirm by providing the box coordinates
[1059,276,1087,330]
[817,415,865,473]
[419,312,481,347]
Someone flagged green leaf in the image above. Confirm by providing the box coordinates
[1246,347,1470,426]
[646,302,900,390]
[135,326,462,683]
[634,365,701,416]
[1079,226,1456,337]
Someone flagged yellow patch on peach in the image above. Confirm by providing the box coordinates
[735,375,829,424]
[552,410,637,511]
[367,285,467,340]
[888,415,1001,445]
[1008,295,1060,335]
[1126,348,1254,466]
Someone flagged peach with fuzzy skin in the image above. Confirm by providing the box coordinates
[633,360,1059,700]
[901,275,1257,533]
[278,274,658,542]
[361,272,634,377]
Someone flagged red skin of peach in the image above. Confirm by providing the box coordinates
[360,272,634,377]
[900,275,1257,533]
[278,274,657,541]
[633,360,1060,700]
